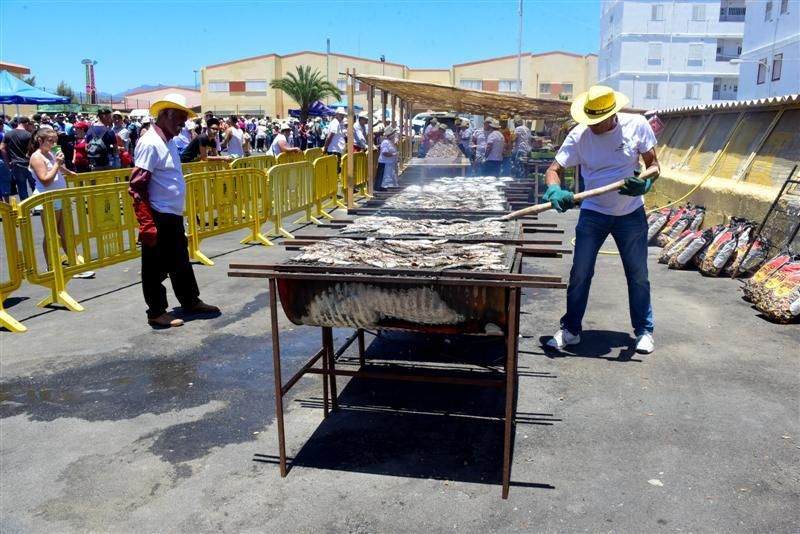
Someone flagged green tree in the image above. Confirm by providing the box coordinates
[269,66,341,123]
[55,81,75,99]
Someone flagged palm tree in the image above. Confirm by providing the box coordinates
[270,66,341,123]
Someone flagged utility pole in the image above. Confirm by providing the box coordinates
[517,0,523,94]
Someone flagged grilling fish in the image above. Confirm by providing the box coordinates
[340,216,508,238]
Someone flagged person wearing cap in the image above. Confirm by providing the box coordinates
[86,108,118,170]
[376,125,399,191]
[544,85,660,354]
[128,94,220,328]
[457,119,473,159]
[480,117,504,176]
[512,116,531,178]
[323,108,346,163]
[353,111,370,151]
[270,123,301,157]
[71,122,91,173]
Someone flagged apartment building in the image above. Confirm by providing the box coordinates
[598,0,745,109]
[737,0,799,99]
[200,51,596,117]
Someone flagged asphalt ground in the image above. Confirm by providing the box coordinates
[1,199,798,533]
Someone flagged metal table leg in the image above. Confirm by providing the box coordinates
[269,278,288,477]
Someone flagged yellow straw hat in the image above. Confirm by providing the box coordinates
[149,93,196,119]
[570,85,629,126]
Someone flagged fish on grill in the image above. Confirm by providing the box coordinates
[340,216,508,237]
[425,142,463,159]
[293,238,508,271]
[384,183,506,211]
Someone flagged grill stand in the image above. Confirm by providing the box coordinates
[264,276,523,499]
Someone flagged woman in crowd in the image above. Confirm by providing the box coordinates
[71,122,91,173]
[28,127,75,268]
[376,125,399,191]
[270,123,302,157]
[221,116,245,158]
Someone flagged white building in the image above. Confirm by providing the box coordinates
[737,0,799,99]
[599,0,745,109]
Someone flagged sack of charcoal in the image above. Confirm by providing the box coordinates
[655,206,690,247]
[647,208,673,243]
[754,256,800,323]
[668,227,714,269]
[742,250,793,303]
[659,229,694,264]
[725,223,770,276]
[698,222,741,275]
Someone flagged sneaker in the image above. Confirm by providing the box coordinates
[635,333,655,354]
[546,328,581,350]
[148,313,184,328]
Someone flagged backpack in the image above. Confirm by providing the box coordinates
[87,127,110,166]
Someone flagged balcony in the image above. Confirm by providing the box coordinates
[716,53,740,62]
[719,7,746,22]
[712,90,738,100]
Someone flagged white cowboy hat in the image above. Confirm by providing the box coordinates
[383,126,396,137]
[335,107,346,115]
[149,93,196,119]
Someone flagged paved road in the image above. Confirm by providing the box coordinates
[1,208,798,533]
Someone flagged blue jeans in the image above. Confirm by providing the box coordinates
[481,160,501,176]
[11,163,32,201]
[501,156,512,176]
[561,207,654,336]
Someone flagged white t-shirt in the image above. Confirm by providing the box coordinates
[473,130,487,159]
[378,139,397,163]
[29,152,66,194]
[354,123,368,149]
[485,130,505,161]
[226,127,244,157]
[270,133,289,156]
[555,113,657,216]
[514,125,531,154]
[326,118,346,153]
[174,120,195,152]
[134,127,186,216]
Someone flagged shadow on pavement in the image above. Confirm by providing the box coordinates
[533,330,641,362]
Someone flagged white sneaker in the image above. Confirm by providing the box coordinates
[546,328,581,350]
[635,333,655,354]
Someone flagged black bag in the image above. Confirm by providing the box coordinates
[87,127,110,167]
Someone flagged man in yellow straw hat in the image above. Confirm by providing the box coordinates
[128,94,220,328]
[543,85,660,354]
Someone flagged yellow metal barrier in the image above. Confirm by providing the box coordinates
[276,151,305,165]
[268,161,314,239]
[0,200,26,332]
[184,168,273,266]
[65,167,132,188]
[304,147,323,163]
[341,152,372,201]
[17,183,140,312]
[231,154,275,172]
[312,155,339,220]
[182,160,230,175]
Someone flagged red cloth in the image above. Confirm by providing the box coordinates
[73,140,89,167]
[128,167,157,246]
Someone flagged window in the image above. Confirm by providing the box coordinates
[648,43,663,66]
[728,6,746,16]
[208,81,228,92]
[651,4,664,20]
[688,44,704,67]
[561,83,574,94]
[772,53,783,81]
[539,83,552,94]
[646,83,659,99]
[780,0,789,13]
[685,83,700,99]
[337,79,346,91]
[228,81,245,93]
[245,80,267,93]
[757,59,767,84]
[765,0,773,20]
[692,4,706,20]
[498,80,519,92]
[459,79,482,90]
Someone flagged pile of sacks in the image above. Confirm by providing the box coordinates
[742,251,800,323]
[649,208,770,275]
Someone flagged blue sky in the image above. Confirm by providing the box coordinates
[0,0,600,94]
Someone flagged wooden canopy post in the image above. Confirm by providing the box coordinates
[398,99,405,169]
[346,68,355,208]
[391,94,397,127]
[381,90,388,126]
[367,84,375,195]
[406,101,413,163]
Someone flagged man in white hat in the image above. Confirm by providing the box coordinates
[543,85,660,354]
[270,123,301,157]
[481,118,504,176]
[128,94,220,328]
[353,111,370,151]
[323,107,347,164]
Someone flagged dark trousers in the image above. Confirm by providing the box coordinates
[326,151,342,172]
[141,210,200,318]
[480,160,502,176]
[375,162,386,191]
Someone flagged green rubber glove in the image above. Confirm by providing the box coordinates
[619,176,652,196]
[543,184,575,213]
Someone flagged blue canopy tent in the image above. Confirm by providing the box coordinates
[327,100,363,111]
[288,100,336,119]
[0,70,71,115]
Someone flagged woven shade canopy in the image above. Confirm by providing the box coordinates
[352,74,571,120]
